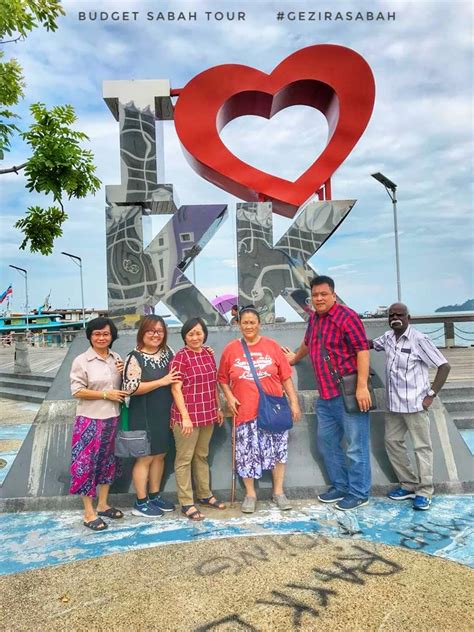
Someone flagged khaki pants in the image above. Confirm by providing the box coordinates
[173,424,214,506]
[384,410,434,498]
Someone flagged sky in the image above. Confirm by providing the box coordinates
[1,0,473,320]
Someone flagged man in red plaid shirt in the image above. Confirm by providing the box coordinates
[283,276,372,511]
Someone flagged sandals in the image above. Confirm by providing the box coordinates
[198,495,226,510]
[97,507,124,519]
[181,505,205,521]
[83,517,108,531]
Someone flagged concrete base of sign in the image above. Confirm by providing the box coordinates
[14,339,31,374]
[1,323,472,503]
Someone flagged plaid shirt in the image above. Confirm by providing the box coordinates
[304,303,369,400]
[170,347,218,427]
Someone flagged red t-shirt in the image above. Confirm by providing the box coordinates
[217,337,293,425]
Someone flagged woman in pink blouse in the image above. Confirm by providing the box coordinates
[171,317,225,521]
[69,317,128,531]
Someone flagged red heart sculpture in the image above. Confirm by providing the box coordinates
[174,44,375,218]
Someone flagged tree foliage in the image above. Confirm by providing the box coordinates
[0,0,101,255]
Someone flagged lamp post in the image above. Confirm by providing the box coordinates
[371,172,402,302]
[9,265,29,334]
[61,252,86,328]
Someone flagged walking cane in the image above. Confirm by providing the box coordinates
[231,414,236,506]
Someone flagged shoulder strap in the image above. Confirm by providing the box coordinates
[240,339,265,394]
[317,324,342,386]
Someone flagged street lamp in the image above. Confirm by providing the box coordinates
[61,252,86,328]
[371,172,402,302]
[9,265,29,334]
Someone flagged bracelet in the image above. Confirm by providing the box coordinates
[103,391,108,400]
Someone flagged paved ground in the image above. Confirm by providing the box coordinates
[0,533,472,631]
[0,345,67,374]
[0,497,473,631]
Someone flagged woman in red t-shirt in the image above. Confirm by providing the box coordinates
[218,306,301,514]
[170,317,225,521]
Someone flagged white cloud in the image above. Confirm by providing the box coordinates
[1,0,472,315]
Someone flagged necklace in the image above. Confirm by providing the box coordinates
[139,346,160,355]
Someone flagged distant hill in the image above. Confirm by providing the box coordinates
[435,299,474,313]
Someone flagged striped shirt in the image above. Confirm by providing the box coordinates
[373,325,448,413]
[304,303,369,400]
[170,347,218,427]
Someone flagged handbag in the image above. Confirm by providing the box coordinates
[316,327,377,414]
[114,387,151,459]
[241,339,293,434]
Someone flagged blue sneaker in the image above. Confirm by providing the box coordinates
[317,487,346,503]
[335,495,369,511]
[149,494,175,512]
[413,495,431,511]
[131,500,164,518]
[387,487,416,501]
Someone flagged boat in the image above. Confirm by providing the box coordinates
[0,312,86,335]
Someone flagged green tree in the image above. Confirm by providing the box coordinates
[0,0,101,255]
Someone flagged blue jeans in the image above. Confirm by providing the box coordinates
[316,395,371,499]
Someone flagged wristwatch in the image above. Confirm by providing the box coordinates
[427,388,437,397]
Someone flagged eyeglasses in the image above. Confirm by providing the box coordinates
[145,329,165,336]
[91,332,112,338]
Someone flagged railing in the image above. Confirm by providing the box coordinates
[366,313,474,348]
[1,314,473,348]
[0,329,85,348]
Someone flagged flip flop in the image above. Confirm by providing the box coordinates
[198,496,226,510]
[97,507,124,519]
[83,517,108,531]
[181,505,205,521]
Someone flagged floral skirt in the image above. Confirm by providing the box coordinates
[235,418,288,479]
[70,415,120,497]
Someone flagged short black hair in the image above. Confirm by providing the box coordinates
[86,317,118,347]
[231,304,238,311]
[181,317,208,343]
[310,275,335,292]
[239,305,261,322]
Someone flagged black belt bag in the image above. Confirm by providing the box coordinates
[317,327,377,414]
[338,372,377,415]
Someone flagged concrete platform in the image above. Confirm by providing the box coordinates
[2,324,473,503]
[0,496,472,630]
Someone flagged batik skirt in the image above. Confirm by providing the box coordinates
[70,415,120,497]
[235,418,289,479]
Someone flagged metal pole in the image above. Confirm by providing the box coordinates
[79,258,85,328]
[231,415,236,506]
[371,173,402,302]
[8,265,29,335]
[61,252,85,328]
[24,270,29,335]
[391,190,402,302]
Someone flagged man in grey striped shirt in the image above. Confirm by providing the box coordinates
[372,303,450,511]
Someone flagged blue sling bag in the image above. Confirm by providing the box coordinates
[241,339,293,434]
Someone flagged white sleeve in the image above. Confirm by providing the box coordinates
[416,335,448,368]
[372,333,388,352]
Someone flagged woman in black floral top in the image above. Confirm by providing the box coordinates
[123,316,180,518]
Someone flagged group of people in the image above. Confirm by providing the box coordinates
[69,275,450,531]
